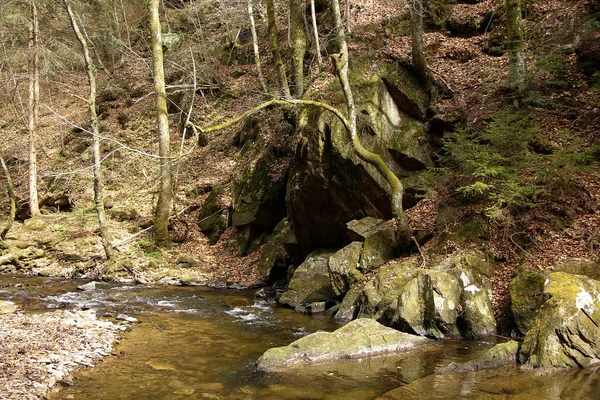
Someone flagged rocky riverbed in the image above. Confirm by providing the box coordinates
[0,303,123,399]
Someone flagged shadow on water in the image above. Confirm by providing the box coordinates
[2,275,600,399]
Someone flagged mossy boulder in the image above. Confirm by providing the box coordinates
[232,141,290,229]
[256,218,296,280]
[553,259,600,281]
[440,340,521,373]
[519,272,600,368]
[256,318,432,371]
[346,217,396,273]
[279,249,337,310]
[197,187,228,244]
[510,266,545,335]
[328,241,363,296]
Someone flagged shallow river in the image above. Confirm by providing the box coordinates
[1,275,600,399]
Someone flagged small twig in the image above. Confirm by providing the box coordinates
[510,231,528,254]
[413,236,426,269]
[148,317,165,332]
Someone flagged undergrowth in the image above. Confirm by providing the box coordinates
[441,108,598,222]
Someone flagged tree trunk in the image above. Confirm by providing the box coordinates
[290,0,307,97]
[248,0,269,94]
[506,0,527,96]
[310,0,322,67]
[0,156,16,241]
[64,0,114,260]
[28,2,41,218]
[331,0,411,250]
[411,0,433,99]
[266,0,291,99]
[345,0,351,33]
[149,0,173,247]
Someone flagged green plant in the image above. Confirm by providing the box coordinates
[442,109,596,221]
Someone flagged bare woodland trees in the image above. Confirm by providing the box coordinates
[289,0,306,97]
[28,1,41,218]
[64,0,113,259]
[266,0,292,99]
[506,0,527,96]
[248,0,269,94]
[149,0,173,247]
[410,0,434,104]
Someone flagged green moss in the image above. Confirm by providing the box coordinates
[510,267,545,335]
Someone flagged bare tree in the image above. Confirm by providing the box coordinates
[248,0,269,94]
[28,1,41,218]
[290,0,307,97]
[266,0,291,99]
[310,0,322,67]
[149,0,173,247]
[64,0,113,260]
[506,0,526,96]
[0,156,16,241]
[345,0,351,33]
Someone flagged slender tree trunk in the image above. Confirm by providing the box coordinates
[64,0,113,260]
[149,0,173,247]
[310,0,322,67]
[28,2,41,218]
[266,0,291,99]
[506,0,527,96]
[345,0,351,33]
[248,0,269,94]
[331,0,411,250]
[410,0,435,110]
[290,0,307,97]
[0,156,16,241]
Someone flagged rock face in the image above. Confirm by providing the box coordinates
[510,267,545,335]
[338,254,496,339]
[286,61,431,248]
[279,250,337,310]
[519,272,600,368]
[256,318,432,371]
[197,187,228,244]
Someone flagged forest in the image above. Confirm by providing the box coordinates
[0,0,599,398]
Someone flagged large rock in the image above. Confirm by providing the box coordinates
[510,267,545,335]
[256,318,432,371]
[197,187,228,244]
[279,250,337,310]
[231,137,290,229]
[439,340,521,373]
[256,218,296,280]
[343,253,496,339]
[519,272,600,368]
[286,60,431,249]
[328,241,363,296]
[0,300,18,314]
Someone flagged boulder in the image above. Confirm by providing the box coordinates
[519,272,600,368]
[345,253,496,339]
[510,267,545,335]
[256,318,432,371]
[439,340,520,373]
[197,187,228,244]
[346,217,396,273]
[0,300,18,314]
[77,281,97,291]
[279,250,337,310]
[256,219,296,280]
[328,241,363,296]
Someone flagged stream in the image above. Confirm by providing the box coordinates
[1,274,600,399]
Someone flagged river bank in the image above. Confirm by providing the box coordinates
[0,304,124,399]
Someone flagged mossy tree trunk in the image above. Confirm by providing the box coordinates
[266,0,291,99]
[290,0,306,97]
[248,0,269,94]
[410,0,434,108]
[28,1,41,218]
[64,0,113,260]
[0,156,16,241]
[506,0,527,96]
[149,0,173,247]
[331,0,411,250]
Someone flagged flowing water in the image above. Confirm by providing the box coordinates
[1,274,600,399]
